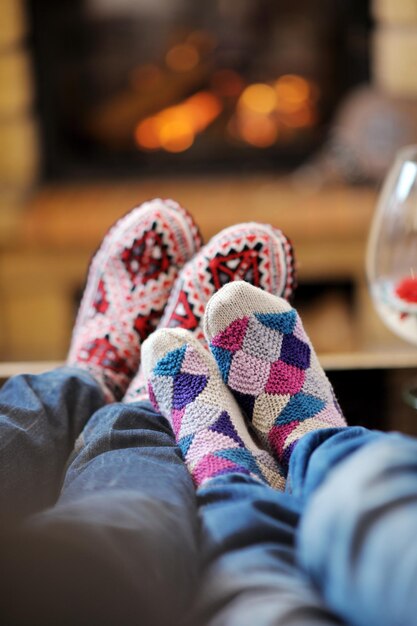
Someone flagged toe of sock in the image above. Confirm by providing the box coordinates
[204,282,292,342]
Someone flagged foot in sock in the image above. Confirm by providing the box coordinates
[67,198,202,402]
[141,328,285,490]
[124,222,295,403]
[204,282,347,473]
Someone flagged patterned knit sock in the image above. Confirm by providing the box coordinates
[204,282,347,473]
[67,198,202,402]
[124,222,295,403]
[141,328,285,489]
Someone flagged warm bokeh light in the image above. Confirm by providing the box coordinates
[230,74,318,147]
[237,113,278,148]
[211,69,245,98]
[185,91,223,131]
[165,43,200,72]
[159,120,194,152]
[135,91,222,153]
[238,83,277,115]
[135,70,317,153]
[135,118,160,150]
[275,74,311,113]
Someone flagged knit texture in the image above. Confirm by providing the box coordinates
[124,222,295,403]
[67,198,202,402]
[204,282,347,473]
[141,328,285,489]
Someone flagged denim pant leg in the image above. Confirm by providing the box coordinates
[23,401,199,626]
[293,427,417,626]
[0,367,104,523]
[196,475,343,626]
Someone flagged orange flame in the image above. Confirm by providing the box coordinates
[135,91,223,153]
[232,74,318,147]
[238,83,277,115]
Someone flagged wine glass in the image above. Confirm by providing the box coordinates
[367,145,417,346]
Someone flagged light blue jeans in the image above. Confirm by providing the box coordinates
[1,367,417,626]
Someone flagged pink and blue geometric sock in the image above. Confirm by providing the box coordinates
[204,282,347,473]
[141,327,285,490]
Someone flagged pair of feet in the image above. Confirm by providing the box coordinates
[67,198,295,402]
[143,281,346,490]
[68,198,345,490]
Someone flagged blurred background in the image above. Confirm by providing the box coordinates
[2,0,417,430]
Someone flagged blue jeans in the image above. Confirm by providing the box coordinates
[0,368,198,626]
[1,368,417,626]
[198,427,417,626]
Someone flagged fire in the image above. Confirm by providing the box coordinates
[238,83,277,115]
[135,91,222,153]
[237,113,278,148]
[231,74,318,147]
[275,74,311,113]
[159,120,194,153]
[134,69,318,153]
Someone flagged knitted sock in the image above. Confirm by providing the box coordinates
[204,282,347,473]
[67,198,202,402]
[141,328,285,489]
[124,222,295,403]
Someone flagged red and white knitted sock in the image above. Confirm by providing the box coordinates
[67,198,202,402]
[142,327,285,490]
[204,282,347,473]
[124,222,296,403]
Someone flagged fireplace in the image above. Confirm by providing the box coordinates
[27,0,370,180]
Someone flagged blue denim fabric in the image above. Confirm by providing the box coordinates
[197,426,417,626]
[0,367,199,626]
[0,366,104,523]
[3,367,417,626]
[197,475,342,626]
[297,428,417,626]
[29,402,199,625]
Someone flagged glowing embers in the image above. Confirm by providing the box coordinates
[135,91,222,153]
[230,74,318,148]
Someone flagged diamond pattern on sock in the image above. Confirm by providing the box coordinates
[242,316,284,361]
[68,198,202,402]
[228,351,271,395]
[205,282,347,473]
[141,328,285,489]
[252,393,290,434]
[265,360,305,395]
[172,372,208,409]
[178,402,223,439]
